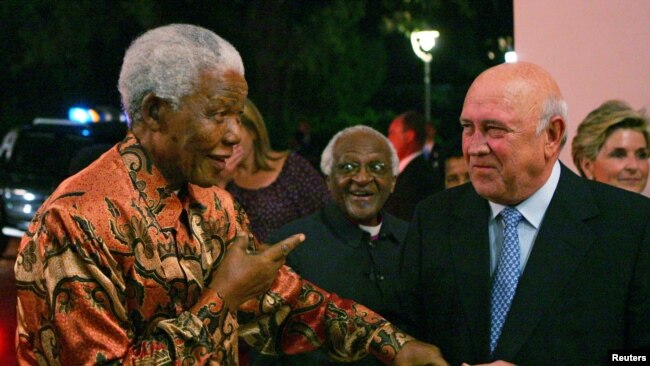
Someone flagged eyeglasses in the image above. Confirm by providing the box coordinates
[334,161,391,177]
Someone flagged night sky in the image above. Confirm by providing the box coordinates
[0,1,513,147]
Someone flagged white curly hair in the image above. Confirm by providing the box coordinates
[118,24,244,126]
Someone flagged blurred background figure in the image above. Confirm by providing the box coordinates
[572,99,650,193]
[384,111,442,221]
[422,121,437,160]
[256,125,410,366]
[422,121,445,187]
[289,117,325,171]
[217,98,330,241]
[441,140,469,189]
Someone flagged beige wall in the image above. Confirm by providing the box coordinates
[514,0,650,196]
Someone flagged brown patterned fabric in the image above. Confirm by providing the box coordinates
[15,132,412,365]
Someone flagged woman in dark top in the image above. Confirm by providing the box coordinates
[217,98,330,241]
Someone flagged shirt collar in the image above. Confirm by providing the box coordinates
[358,220,382,238]
[489,160,561,229]
[398,151,423,174]
[118,132,185,229]
[323,203,400,247]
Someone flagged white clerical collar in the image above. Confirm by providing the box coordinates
[358,222,382,237]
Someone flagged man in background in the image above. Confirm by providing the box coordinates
[384,111,442,220]
[423,121,445,186]
[441,140,469,189]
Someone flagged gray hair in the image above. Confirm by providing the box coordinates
[118,24,244,125]
[320,125,399,176]
[537,95,569,147]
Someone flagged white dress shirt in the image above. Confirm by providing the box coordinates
[398,151,422,174]
[488,161,561,274]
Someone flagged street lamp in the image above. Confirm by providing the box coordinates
[411,30,439,123]
[504,50,518,63]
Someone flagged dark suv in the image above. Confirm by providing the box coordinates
[0,119,127,238]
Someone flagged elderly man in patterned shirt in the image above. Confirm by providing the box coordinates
[14,24,448,366]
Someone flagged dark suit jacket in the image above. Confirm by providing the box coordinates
[404,164,650,366]
[384,154,443,221]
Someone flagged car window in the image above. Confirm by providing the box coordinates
[7,123,126,179]
[10,131,93,177]
[0,128,19,162]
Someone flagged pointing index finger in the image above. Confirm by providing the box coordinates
[269,234,305,261]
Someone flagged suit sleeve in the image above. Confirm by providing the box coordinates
[626,214,650,349]
[399,200,429,340]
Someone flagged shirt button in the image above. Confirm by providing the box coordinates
[377,274,385,281]
[367,241,376,248]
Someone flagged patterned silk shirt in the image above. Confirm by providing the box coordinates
[15,133,412,365]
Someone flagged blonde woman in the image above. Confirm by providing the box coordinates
[572,99,650,193]
[218,98,330,240]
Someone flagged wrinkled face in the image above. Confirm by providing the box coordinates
[153,69,248,188]
[328,132,396,226]
[582,128,649,193]
[237,124,255,160]
[460,78,552,205]
[444,156,470,189]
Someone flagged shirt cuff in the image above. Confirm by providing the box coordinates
[368,323,415,365]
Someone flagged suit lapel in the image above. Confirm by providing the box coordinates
[450,187,493,359]
[495,166,599,359]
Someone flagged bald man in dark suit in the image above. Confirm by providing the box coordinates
[404,62,650,365]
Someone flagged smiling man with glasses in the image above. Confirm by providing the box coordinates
[255,125,418,366]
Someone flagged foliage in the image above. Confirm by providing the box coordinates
[275,1,388,146]
[0,0,151,134]
[0,0,512,149]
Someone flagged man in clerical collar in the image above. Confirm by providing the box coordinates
[260,125,414,366]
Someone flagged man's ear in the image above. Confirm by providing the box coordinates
[140,93,163,131]
[544,116,566,158]
[404,129,416,144]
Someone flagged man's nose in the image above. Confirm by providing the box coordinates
[222,116,241,145]
[465,133,490,155]
[352,166,373,184]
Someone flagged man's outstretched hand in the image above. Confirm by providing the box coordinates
[207,231,305,312]
[393,340,449,366]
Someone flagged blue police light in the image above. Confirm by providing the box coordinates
[68,107,100,124]
[68,107,90,123]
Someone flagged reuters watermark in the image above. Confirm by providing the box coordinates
[608,350,648,365]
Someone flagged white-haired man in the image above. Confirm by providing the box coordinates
[258,125,410,365]
[15,24,447,366]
